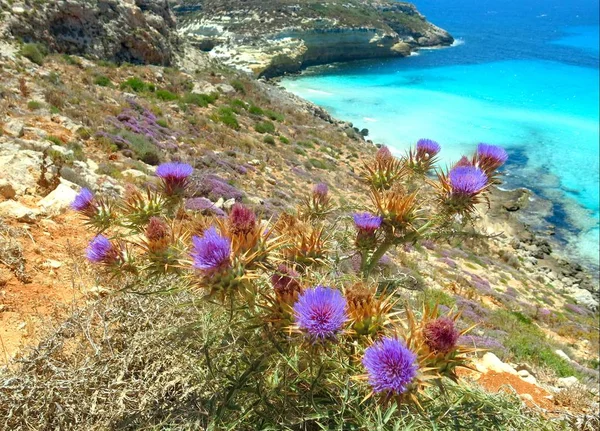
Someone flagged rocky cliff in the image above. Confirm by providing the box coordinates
[4,0,179,65]
[173,0,454,77]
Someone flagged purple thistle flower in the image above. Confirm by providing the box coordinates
[416,139,441,159]
[477,143,508,171]
[86,235,116,264]
[293,286,347,340]
[363,337,419,395]
[156,162,193,195]
[353,212,383,233]
[423,317,460,354]
[449,166,488,195]
[71,188,95,213]
[190,226,231,274]
[313,183,329,198]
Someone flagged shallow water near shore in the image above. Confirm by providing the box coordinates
[282,0,600,268]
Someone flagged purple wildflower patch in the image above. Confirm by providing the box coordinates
[185,197,226,217]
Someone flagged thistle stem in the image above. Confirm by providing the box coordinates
[363,237,394,278]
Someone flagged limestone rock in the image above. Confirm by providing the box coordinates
[223,198,236,210]
[555,349,572,362]
[556,376,579,388]
[38,183,78,216]
[0,179,16,200]
[475,352,518,375]
[122,169,147,181]
[0,143,43,196]
[0,200,38,223]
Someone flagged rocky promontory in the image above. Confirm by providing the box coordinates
[172,0,454,77]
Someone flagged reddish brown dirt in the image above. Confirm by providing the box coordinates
[476,371,554,410]
[0,212,90,363]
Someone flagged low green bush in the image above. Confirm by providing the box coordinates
[20,43,46,65]
[155,89,179,101]
[94,75,112,87]
[120,77,147,93]
[254,120,275,134]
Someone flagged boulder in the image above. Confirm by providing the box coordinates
[475,352,518,375]
[0,200,38,223]
[0,179,16,200]
[556,376,579,388]
[0,144,43,196]
[38,182,78,216]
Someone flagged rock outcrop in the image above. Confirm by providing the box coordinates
[6,0,179,65]
[173,0,453,77]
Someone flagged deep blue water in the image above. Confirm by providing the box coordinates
[282,0,600,267]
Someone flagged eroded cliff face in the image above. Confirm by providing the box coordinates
[174,0,453,77]
[7,0,179,65]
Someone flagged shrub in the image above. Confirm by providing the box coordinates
[47,135,64,146]
[94,75,112,87]
[254,121,275,134]
[20,43,46,65]
[248,105,264,115]
[216,107,239,130]
[120,77,147,93]
[67,142,87,161]
[119,131,160,165]
[155,89,179,101]
[279,136,290,144]
[97,162,124,179]
[264,109,284,122]
[229,99,247,113]
[263,135,275,146]
[309,158,328,170]
[27,100,42,110]
[230,79,246,94]
[183,92,218,107]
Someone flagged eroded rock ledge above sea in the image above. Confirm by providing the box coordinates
[172,0,454,78]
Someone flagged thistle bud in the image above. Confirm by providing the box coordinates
[271,264,302,305]
[423,317,459,354]
[229,203,257,237]
[145,216,170,252]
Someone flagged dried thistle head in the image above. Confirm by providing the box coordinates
[276,213,330,266]
[120,184,164,232]
[370,187,420,235]
[345,282,399,339]
[362,147,405,191]
[144,217,170,251]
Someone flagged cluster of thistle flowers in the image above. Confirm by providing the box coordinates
[354,140,508,277]
[72,162,200,277]
[72,139,506,405]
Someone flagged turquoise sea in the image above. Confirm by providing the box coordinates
[282,0,600,268]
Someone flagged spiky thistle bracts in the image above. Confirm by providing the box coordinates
[423,317,460,354]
